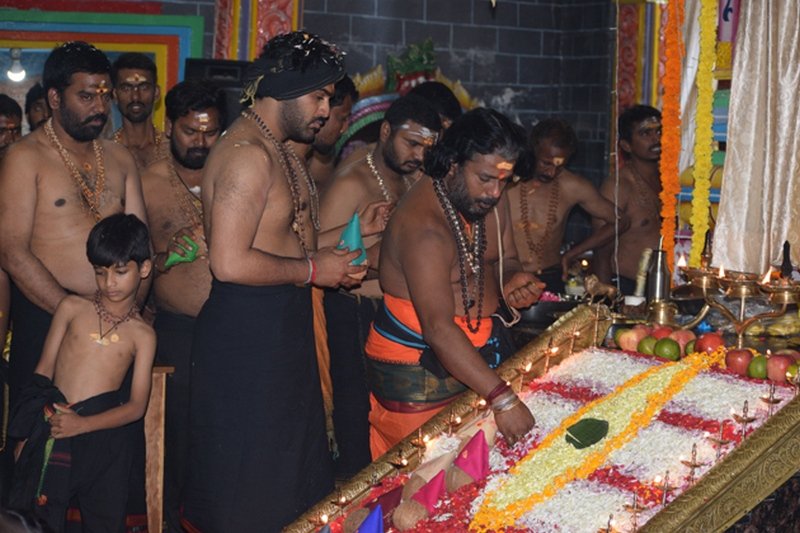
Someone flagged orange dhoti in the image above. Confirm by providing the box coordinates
[365,294,498,459]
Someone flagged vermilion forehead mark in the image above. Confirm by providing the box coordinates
[197,112,211,131]
[124,73,149,84]
[400,123,438,145]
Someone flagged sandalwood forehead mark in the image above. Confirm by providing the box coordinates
[196,112,211,131]
[96,80,110,95]
[552,157,565,167]
[400,123,438,145]
[124,73,149,84]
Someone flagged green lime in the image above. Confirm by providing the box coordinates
[747,355,768,379]
[637,335,658,355]
[685,339,696,355]
[787,363,799,381]
[654,338,681,361]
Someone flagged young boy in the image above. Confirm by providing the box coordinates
[8,213,154,532]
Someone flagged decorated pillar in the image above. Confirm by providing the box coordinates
[214,0,300,60]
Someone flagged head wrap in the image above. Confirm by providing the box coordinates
[241,31,345,106]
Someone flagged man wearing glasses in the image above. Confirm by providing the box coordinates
[111,53,166,169]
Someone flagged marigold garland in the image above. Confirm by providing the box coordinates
[689,0,718,266]
[471,350,723,531]
[659,0,684,272]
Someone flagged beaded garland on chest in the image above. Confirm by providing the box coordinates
[44,118,106,222]
[366,150,412,202]
[432,177,486,333]
[241,109,319,255]
[91,291,138,346]
[519,179,560,264]
[168,158,207,254]
[112,127,168,163]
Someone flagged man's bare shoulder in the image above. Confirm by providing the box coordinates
[140,158,170,187]
[99,138,137,167]
[2,130,51,168]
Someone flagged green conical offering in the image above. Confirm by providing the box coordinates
[338,212,367,265]
[565,418,609,449]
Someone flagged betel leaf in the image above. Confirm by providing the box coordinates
[565,418,609,449]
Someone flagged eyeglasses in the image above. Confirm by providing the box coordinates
[116,82,154,94]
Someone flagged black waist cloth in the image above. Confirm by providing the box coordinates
[8,282,53,411]
[154,310,196,533]
[323,290,379,478]
[183,280,333,532]
[8,375,143,533]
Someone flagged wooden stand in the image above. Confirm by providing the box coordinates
[145,364,173,533]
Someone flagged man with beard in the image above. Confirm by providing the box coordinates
[317,94,440,476]
[182,31,365,532]
[594,105,662,294]
[111,53,166,169]
[306,74,358,192]
[506,118,626,294]
[0,40,148,502]
[139,80,224,533]
[24,83,51,132]
[365,108,543,458]
[0,94,22,161]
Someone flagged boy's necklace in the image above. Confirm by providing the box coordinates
[92,291,138,346]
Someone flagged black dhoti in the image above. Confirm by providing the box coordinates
[182,280,333,532]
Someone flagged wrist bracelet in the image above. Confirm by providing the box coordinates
[491,391,520,413]
[309,257,317,284]
[486,382,511,403]
[304,257,314,285]
[492,395,521,414]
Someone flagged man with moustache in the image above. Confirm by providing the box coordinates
[506,119,625,294]
[594,105,662,294]
[365,108,543,458]
[0,95,22,161]
[306,74,358,191]
[0,42,148,505]
[182,31,365,532]
[317,94,440,476]
[24,83,51,132]
[111,53,166,169]
[140,80,224,533]
[0,41,148,412]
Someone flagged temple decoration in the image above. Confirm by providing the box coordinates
[688,0,717,266]
[337,40,479,157]
[214,0,299,60]
[0,8,203,129]
[615,1,667,113]
[658,0,683,273]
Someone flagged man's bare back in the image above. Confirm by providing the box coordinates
[0,124,146,311]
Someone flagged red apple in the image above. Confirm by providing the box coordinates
[618,328,649,352]
[668,329,696,354]
[695,332,725,354]
[651,326,673,340]
[773,349,800,363]
[767,354,795,383]
[725,348,753,376]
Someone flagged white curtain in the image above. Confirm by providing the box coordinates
[679,0,701,175]
[712,1,800,273]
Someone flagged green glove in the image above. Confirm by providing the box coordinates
[164,236,199,269]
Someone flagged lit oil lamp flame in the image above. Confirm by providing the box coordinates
[761,268,772,285]
[718,264,726,278]
[523,361,533,373]
[677,254,687,268]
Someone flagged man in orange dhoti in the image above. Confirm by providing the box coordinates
[365,108,545,459]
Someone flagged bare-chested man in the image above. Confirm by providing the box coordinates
[0,94,22,161]
[182,32,364,532]
[366,108,544,458]
[507,118,627,294]
[111,53,166,169]
[25,83,51,132]
[594,105,662,294]
[318,93,440,475]
[0,41,148,412]
[306,74,358,191]
[140,80,223,533]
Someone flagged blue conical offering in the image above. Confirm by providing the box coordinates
[338,212,367,265]
[357,504,384,533]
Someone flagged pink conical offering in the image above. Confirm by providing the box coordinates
[453,429,490,481]
[410,469,446,514]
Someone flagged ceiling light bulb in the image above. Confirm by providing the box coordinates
[7,48,26,82]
